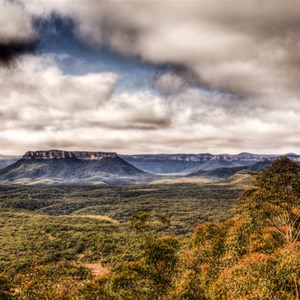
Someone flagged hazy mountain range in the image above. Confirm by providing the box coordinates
[121,152,300,174]
[0,155,21,170]
[0,150,298,184]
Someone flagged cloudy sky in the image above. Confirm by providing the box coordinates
[0,0,300,155]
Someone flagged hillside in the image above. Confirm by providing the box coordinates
[0,150,152,184]
[188,159,253,171]
[188,161,272,178]
[218,170,255,187]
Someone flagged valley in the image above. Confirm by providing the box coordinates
[0,182,239,235]
[0,152,299,299]
[0,181,239,299]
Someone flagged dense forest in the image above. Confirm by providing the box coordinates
[1,158,299,299]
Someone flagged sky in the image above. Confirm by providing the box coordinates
[0,0,300,155]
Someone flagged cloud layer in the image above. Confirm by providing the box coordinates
[0,1,300,154]
[1,54,299,155]
[22,0,300,99]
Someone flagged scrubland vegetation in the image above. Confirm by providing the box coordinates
[0,158,299,299]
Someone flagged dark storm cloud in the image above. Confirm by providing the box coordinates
[0,0,37,65]
[0,41,37,66]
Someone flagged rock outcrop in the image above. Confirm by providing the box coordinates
[0,150,151,184]
[23,150,118,160]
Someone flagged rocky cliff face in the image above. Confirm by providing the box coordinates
[122,153,300,162]
[23,150,118,160]
[123,154,213,162]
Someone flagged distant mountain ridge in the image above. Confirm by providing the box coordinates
[23,150,118,160]
[121,152,300,174]
[0,155,21,170]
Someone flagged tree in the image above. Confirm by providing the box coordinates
[238,157,300,243]
[108,236,180,300]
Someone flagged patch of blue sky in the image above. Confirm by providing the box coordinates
[33,14,230,99]
[34,14,161,94]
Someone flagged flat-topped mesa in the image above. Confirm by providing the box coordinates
[23,150,119,160]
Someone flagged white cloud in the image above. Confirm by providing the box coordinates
[0,55,118,129]
[154,72,187,96]
[0,0,36,44]
[1,55,299,154]
[0,1,300,154]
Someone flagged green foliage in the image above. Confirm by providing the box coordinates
[80,276,115,300]
[171,158,300,299]
[1,158,299,299]
[238,157,300,243]
[142,236,180,284]
[0,183,237,235]
[275,242,300,299]
[0,182,237,299]
[130,211,170,232]
[108,235,180,300]
[212,252,276,300]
